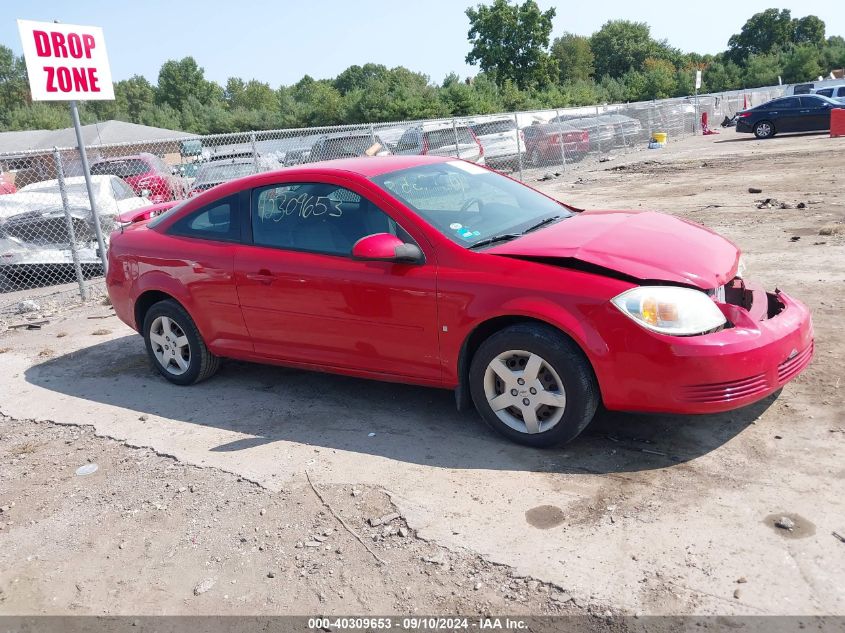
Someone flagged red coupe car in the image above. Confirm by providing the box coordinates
[106,156,813,447]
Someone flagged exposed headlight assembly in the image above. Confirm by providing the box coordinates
[611,286,727,336]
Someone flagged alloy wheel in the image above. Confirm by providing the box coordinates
[483,349,567,434]
[149,315,191,376]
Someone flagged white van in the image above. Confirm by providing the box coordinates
[812,84,845,100]
[787,78,845,95]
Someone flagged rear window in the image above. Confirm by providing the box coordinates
[471,120,515,136]
[321,136,381,157]
[195,162,256,186]
[424,128,475,150]
[91,159,150,178]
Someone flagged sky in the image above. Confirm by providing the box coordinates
[3,0,844,88]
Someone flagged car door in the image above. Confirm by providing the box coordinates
[160,193,254,355]
[766,97,802,132]
[799,96,832,130]
[233,177,442,382]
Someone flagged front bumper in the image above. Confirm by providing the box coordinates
[596,288,814,414]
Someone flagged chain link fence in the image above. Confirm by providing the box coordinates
[0,85,786,314]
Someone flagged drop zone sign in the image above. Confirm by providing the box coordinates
[17,19,114,101]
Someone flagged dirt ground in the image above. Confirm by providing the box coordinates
[0,129,843,618]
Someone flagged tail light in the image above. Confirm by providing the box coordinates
[550,134,560,144]
[519,130,525,146]
[581,131,589,142]
[738,111,752,118]
[421,135,429,155]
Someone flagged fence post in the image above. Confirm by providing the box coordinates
[369,123,376,146]
[554,109,567,172]
[648,100,654,140]
[452,118,461,158]
[512,113,524,181]
[70,101,108,274]
[53,148,87,302]
[595,105,602,154]
[250,132,258,172]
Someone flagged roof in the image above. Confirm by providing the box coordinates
[282,155,451,178]
[0,120,195,155]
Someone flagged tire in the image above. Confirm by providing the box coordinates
[530,149,542,166]
[753,120,775,139]
[142,299,220,385]
[468,323,599,448]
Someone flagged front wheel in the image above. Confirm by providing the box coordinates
[142,299,220,385]
[469,324,599,447]
[753,121,775,139]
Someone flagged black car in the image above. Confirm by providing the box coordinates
[736,94,844,139]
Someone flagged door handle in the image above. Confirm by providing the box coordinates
[245,269,275,285]
[799,110,810,113]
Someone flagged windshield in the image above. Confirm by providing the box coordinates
[91,159,150,178]
[194,162,256,185]
[372,161,571,247]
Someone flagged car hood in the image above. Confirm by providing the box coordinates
[485,210,740,289]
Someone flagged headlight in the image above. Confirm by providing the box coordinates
[611,286,727,336]
[736,255,746,279]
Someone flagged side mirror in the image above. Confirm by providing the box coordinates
[352,233,423,264]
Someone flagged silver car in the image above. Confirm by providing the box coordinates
[394,122,485,164]
[469,118,523,170]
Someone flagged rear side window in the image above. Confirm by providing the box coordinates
[837,87,845,97]
[772,97,800,109]
[168,195,241,242]
[816,89,833,98]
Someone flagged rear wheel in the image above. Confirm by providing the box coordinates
[469,324,599,447]
[530,148,542,166]
[142,300,219,385]
[754,120,775,139]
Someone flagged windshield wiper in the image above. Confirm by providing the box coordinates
[469,216,564,250]
[522,215,563,233]
[468,233,522,249]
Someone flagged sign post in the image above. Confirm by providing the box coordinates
[17,19,115,273]
[694,70,702,135]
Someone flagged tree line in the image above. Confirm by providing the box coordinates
[1,4,843,135]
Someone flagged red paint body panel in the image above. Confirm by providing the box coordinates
[106,155,813,416]
[486,209,741,289]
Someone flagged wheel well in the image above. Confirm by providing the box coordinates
[134,290,177,330]
[456,315,586,411]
